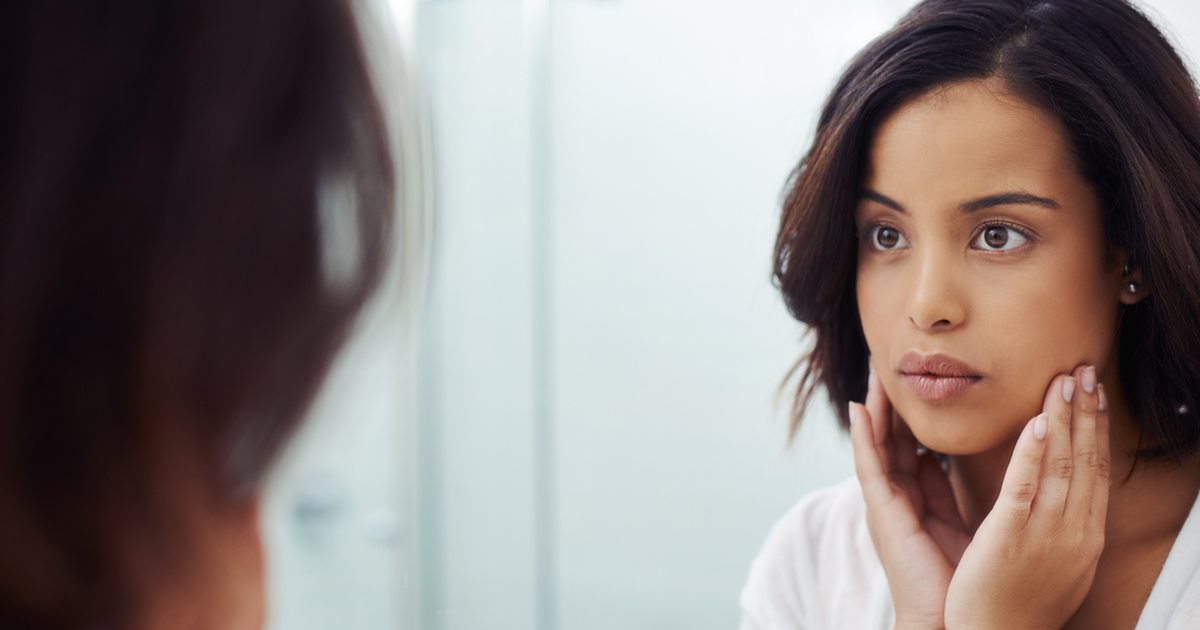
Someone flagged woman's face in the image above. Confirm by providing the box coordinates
[855,80,1126,455]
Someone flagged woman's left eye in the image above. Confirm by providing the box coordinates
[972,225,1029,251]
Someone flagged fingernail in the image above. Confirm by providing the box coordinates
[1063,377,1076,403]
[1098,384,1107,411]
[1034,413,1048,440]
[1082,366,1096,393]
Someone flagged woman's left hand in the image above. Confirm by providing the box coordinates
[943,365,1111,630]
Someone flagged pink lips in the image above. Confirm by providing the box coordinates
[897,351,983,402]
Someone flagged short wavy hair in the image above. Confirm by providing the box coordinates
[775,0,1200,464]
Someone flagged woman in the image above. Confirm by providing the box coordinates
[0,1,402,629]
[741,0,1200,628]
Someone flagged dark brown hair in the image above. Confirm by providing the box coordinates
[0,0,393,627]
[776,0,1200,462]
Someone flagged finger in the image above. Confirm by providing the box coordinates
[892,406,919,477]
[1091,383,1112,528]
[996,414,1048,528]
[1036,374,1075,519]
[864,361,894,473]
[917,452,967,535]
[850,401,911,518]
[1066,365,1102,521]
[849,401,887,487]
[850,401,927,543]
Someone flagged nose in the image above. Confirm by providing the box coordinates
[906,250,967,332]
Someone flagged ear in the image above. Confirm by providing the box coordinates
[1115,250,1148,305]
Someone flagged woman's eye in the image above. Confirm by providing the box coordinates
[973,225,1029,251]
[869,226,909,250]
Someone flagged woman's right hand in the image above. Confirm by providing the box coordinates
[849,363,972,630]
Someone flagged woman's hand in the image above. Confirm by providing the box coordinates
[849,364,972,630]
[943,366,1111,630]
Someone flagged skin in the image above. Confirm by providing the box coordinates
[850,79,1200,629]
[126,416,268,630]
[140,497,265,630]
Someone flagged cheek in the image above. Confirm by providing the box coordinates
[955,266,1115,452]
[967,279,1076,428]
[984,245,1118,386]
[855,244,1119,455]
[855,262,903,356]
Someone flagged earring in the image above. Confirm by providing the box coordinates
[1128,282,1140,294]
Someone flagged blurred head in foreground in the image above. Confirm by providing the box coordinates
[0,1,396,628]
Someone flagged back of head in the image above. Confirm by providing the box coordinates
[0,1,394,627]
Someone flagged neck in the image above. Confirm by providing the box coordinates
[138,497,265,630]
[947,438,1017,533]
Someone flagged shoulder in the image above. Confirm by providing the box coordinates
[753,477,872,570]
[738,476,894,630]
[779,475,871,540]
[746,476,876,589]
[1139,486,1200,629]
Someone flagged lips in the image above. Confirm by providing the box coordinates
[897,351,982,402]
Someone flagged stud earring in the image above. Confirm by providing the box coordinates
[1128,282,1140,294]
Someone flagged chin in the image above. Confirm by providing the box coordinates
[897,403,1024,456]
[914,431,996,456]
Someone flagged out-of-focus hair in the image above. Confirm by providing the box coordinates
[776,0,1200,463]
[0,0,398,627]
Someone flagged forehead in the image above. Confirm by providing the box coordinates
[863,80,1080,205]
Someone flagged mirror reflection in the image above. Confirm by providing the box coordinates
[10,0,1200,629]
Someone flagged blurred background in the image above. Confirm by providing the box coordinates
[257,0,1200,629]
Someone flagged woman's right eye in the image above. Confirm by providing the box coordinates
[868,225,909,250]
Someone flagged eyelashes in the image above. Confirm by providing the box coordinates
[973,221,1029,251]
[858,220,1037,253]
[862,223,909,250]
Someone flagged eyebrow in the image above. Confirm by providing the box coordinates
[859,188,1061,214]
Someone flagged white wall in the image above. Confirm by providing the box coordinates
[415,1,900,628]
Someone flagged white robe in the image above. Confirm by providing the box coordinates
[738,476,1200,630]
